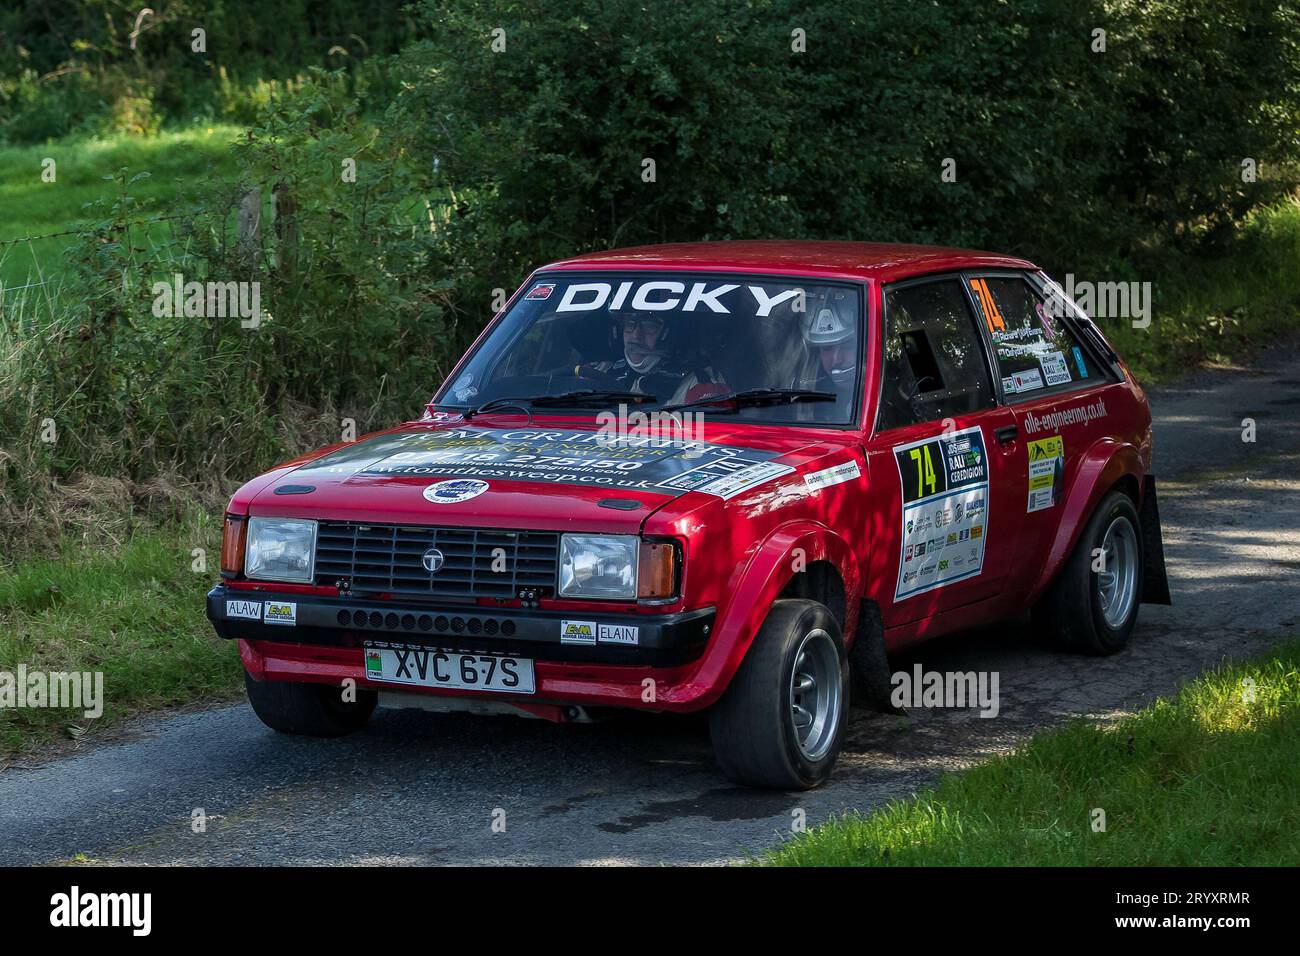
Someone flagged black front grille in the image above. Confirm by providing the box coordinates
[315,522,558,599]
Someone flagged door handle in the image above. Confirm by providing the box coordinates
[994,424,1019,445]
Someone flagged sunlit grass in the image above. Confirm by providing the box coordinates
[762,639,1300,866]
[0,518,242,759]
[0,126,242,290]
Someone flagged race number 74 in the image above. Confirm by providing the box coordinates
[908,445,937,500]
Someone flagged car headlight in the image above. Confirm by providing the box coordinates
[244,517,318,583]
[559,534,638,600]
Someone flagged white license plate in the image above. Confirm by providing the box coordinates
[364,645,535,695]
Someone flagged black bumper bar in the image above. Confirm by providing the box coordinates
[206,585,714,667]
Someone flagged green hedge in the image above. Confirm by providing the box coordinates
[0,0,414,141]
[392,0,1300,290]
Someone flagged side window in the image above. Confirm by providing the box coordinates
[877,279,995,431]
[966,275,1103,398]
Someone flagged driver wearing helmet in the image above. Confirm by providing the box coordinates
[577,311,723,405]
[797,295,858,420]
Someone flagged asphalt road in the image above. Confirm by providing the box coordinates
[2,343,1298,866]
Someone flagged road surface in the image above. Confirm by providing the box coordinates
[2,343,1298,865]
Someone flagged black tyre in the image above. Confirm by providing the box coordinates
[847,600,901,712]
[1034,490,1144,655]
[244,672,378,737]
[709,599,849,790]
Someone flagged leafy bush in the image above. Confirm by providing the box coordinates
[390,0,1300,283]
[0,0,414,144]
[0,79,451,550]
[3,1,1299,554]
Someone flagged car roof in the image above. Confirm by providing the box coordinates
[539,240,1037,283]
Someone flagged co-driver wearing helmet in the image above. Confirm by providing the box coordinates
[796,296,858,420]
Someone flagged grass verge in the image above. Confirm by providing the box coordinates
[762,639,1300,866]
[0,125,242,290]
[0,519,242,761]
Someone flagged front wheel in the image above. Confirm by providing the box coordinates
[709,599,849,790]
[244,672,378,737]
[1034,490,1144,655]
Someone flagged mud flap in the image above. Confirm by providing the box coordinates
[849,600,904,713]
[1140,475,1172,605]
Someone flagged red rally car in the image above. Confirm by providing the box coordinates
[207,241,1170,790]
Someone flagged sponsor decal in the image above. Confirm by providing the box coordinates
[1001,375,1018,395]
[524,282,555,300]
[892,426,990,601]
[263,601,297,626]
[1034,300,1058,340]
[598,623,640,646]
[967,278,1007,334]
[422,478,490,504]
[294,427,791,498]
[560,620,597,645]
[226,599,261,620]
[1040,350,1072,387]
[656,457,794,500]
[1010,368,1044,392]
[1023,398,1108,434]
[552,281,802,318]
[803,459,861,492]
[1071,345,1088,378]
[1027,435,1065,512]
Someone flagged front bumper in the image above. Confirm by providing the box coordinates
[206,585,714,668]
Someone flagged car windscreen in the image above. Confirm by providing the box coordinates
[433,273,864,426]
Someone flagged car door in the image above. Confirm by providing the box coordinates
[866,274,1024,628]
[962,270,1119,573]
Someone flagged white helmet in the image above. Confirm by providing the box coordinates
[802,295,856,385]
[802,299,854,346]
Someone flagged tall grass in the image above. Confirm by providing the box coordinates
[0,513,242,760]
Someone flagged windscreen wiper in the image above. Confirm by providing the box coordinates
[463,390,655,419]
[663,388,838,412]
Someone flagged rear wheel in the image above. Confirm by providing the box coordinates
[1034,490,1144,655]
[244,672,378,737]
[709,599,849,790]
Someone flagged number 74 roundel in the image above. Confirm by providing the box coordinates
[892,426,990,601]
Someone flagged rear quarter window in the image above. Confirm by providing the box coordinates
[965,275,1104,399]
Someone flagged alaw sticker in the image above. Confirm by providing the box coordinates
[423,478,490,504]
[226,598,262,621]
